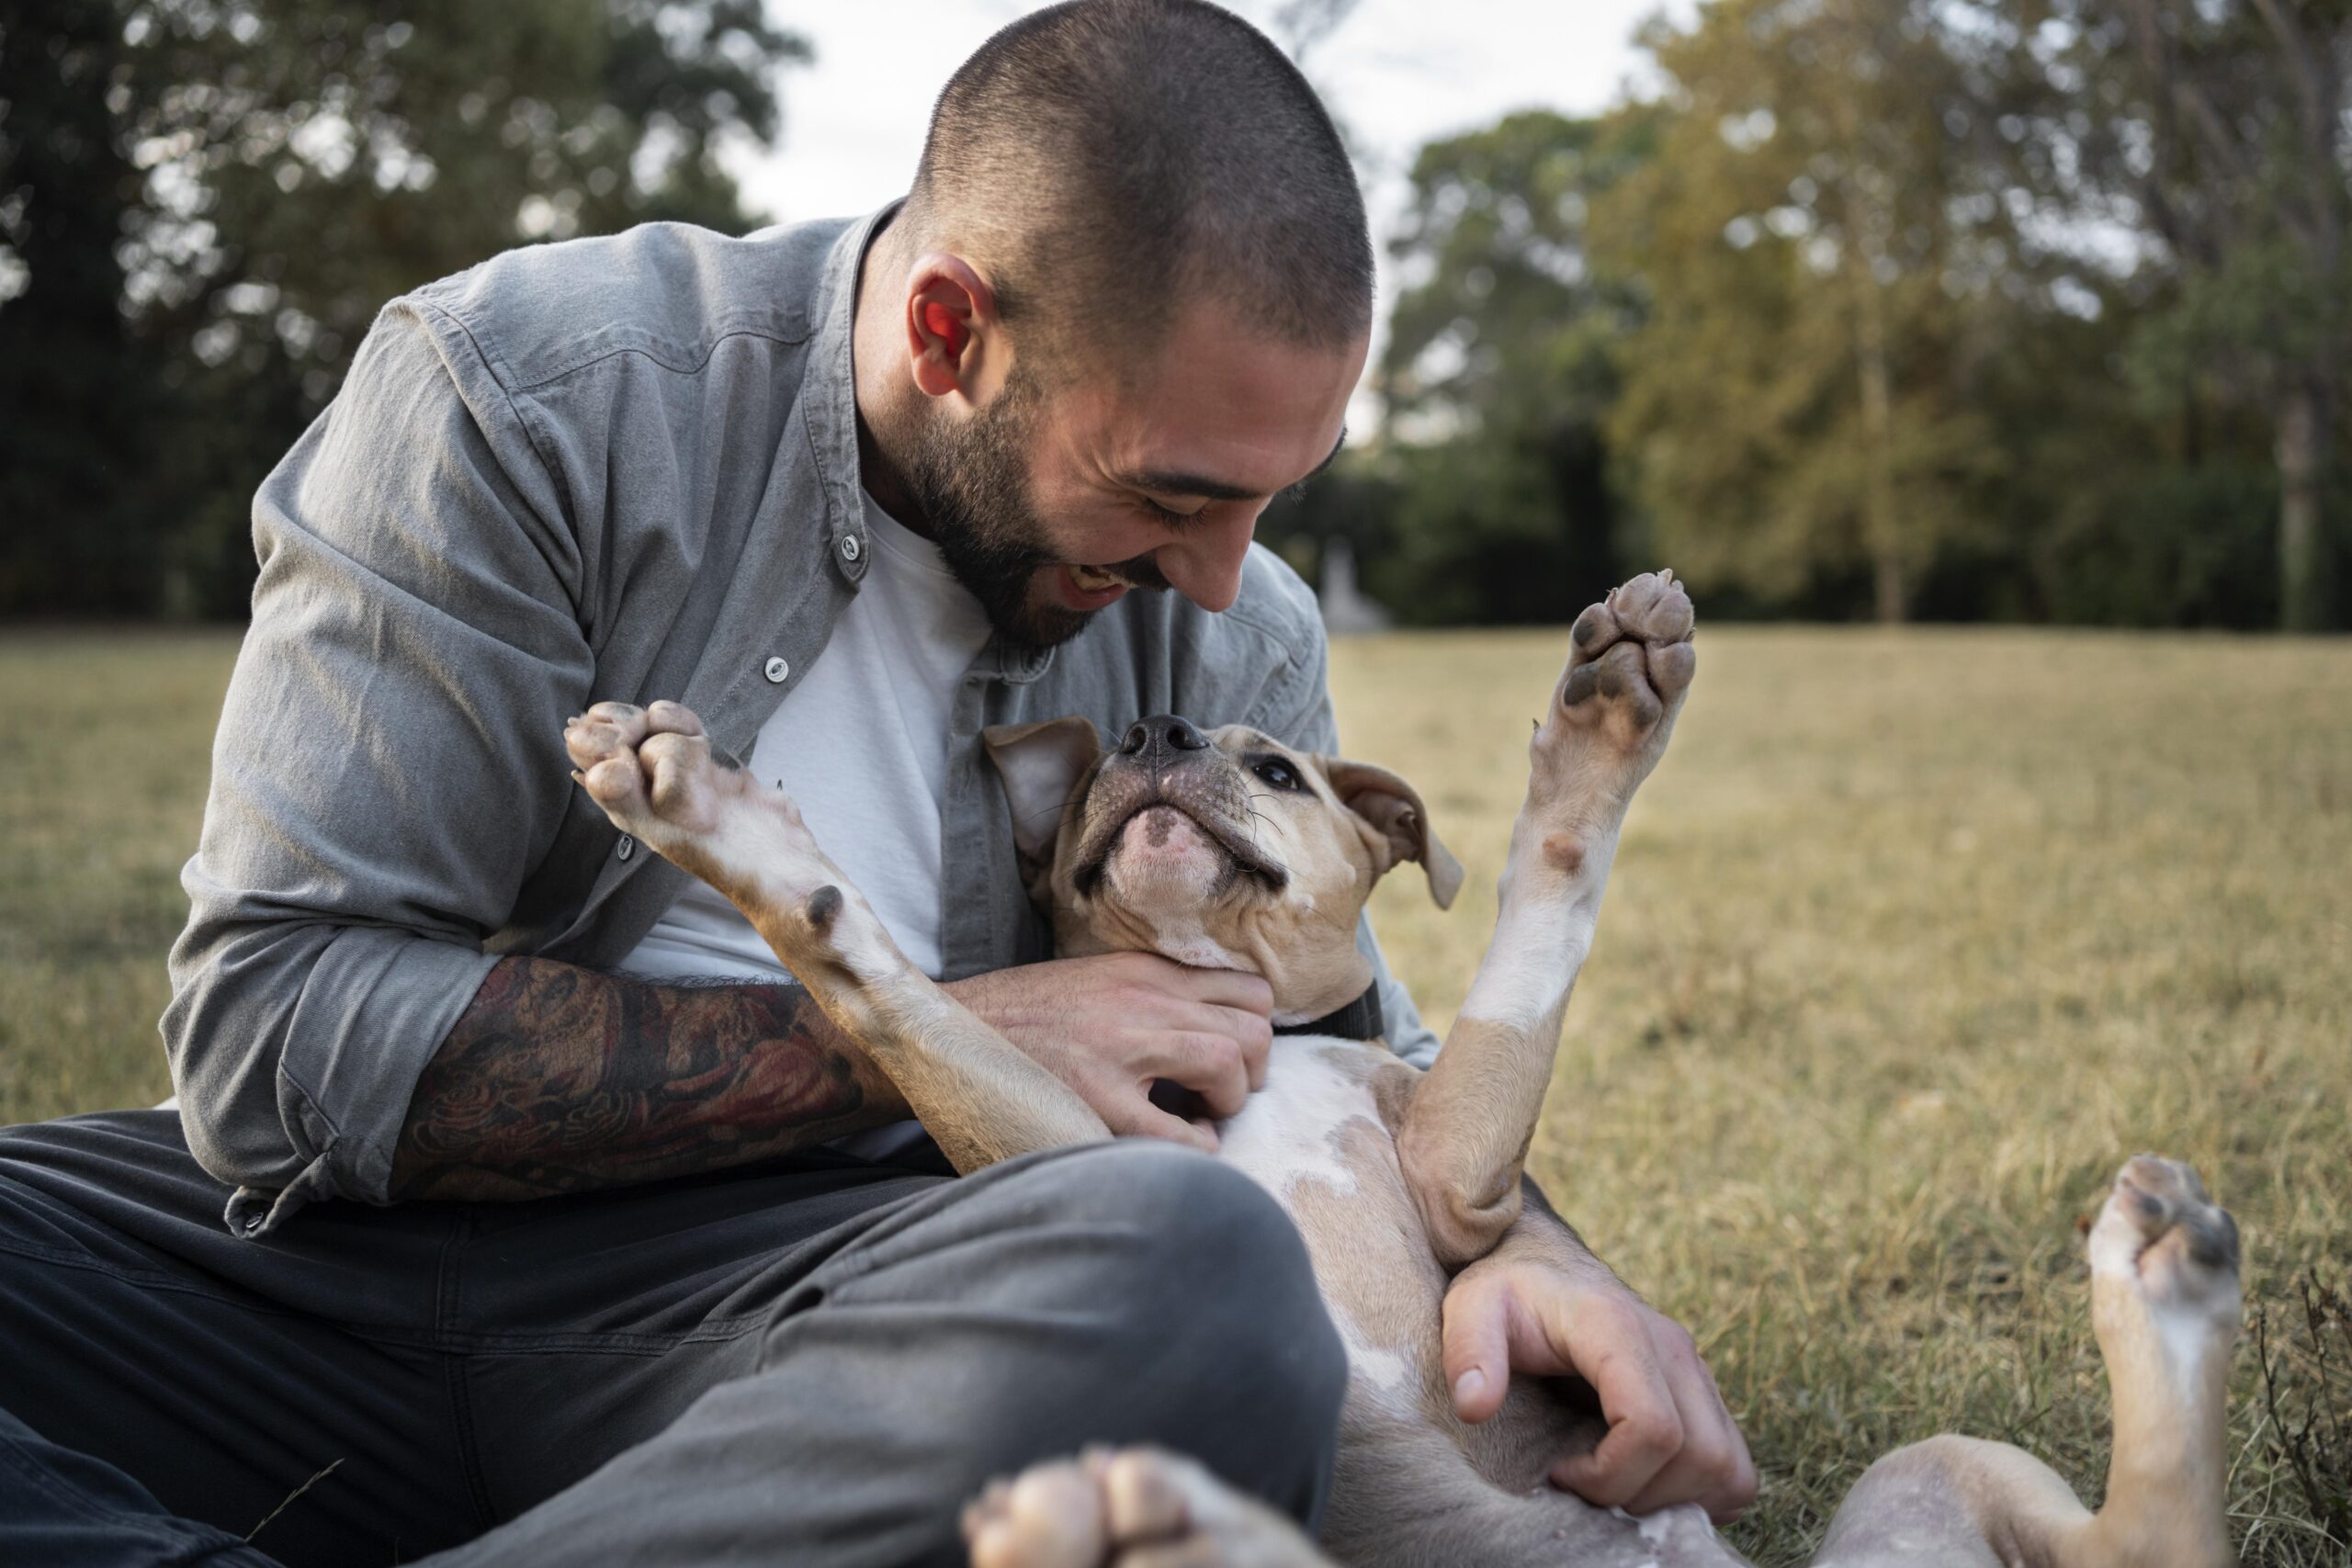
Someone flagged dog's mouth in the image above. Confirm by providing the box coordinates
[1073,794,1288,898]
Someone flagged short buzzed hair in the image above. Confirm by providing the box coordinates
[906,0,1373,378]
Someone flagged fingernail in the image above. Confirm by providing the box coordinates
[1453,1369,1484,1405]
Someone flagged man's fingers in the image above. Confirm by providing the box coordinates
[1107,1097,1220,1154]
[1198,1003,1273,1088]
[1146,1032,1251,1119]
[1440,1276,1512,1425]
[1166,963,1274,1017]
[1550,1313,1685,1508]
[1628,1341,1756,1523]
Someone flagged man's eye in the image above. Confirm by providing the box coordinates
[1252,759,1301,792]
[1138,496,1203,525]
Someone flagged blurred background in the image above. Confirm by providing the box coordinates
[2,6,2347,1562]
[3,0,2347,631]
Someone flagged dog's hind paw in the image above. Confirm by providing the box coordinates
[2089,1155,2241,1310]
[964,1448,1330,1568]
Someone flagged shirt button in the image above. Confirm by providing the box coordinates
[763,656,790,683]
[616,835,635,862]
[840,535,863,563]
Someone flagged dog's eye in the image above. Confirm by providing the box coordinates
[1252,758,1303,793]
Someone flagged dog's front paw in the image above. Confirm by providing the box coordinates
[565,699,747,840]
[1559,570,1697,757]
[1515,571,1697,873]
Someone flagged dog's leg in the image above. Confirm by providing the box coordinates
[1394,570,1696,1267]
[965,1447,1334,1568]
[565,700,1110,1172]
[1810,1156,2241,1568]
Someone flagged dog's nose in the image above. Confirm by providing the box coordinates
[1121,714,1209,757]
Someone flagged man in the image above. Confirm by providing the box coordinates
[0,3,1753,1564]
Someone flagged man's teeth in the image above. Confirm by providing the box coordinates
[1070,564,1125,591]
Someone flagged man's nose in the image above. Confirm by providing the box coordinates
[1120,714,1210,760]
[1155,509,1260,614]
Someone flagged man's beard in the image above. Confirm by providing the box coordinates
[900,373,1165,654]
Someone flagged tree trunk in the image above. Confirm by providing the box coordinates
[1850,256,1905,625]
[2275,376,2335,632]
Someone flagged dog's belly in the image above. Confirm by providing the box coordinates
[1215,1036,1450,1419]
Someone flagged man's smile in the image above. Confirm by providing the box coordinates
[1057,562,1134,610]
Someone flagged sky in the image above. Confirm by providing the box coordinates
[730,1,1690,411]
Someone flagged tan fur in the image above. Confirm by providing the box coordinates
[565,700,1111,1174]
[987,720,1459,1025]
[563,579,2242,1568]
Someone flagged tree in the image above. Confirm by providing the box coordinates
[0,2,808,616]
[2030,0,2349,631]
[1600,0,2055,622]
[1365,109,1654,621]
[0,1,157,611]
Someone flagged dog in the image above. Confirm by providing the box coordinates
[564,571,2242,1568]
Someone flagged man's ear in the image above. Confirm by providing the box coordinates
[981,716,1102,872]
[903,251,1002,403]
[1322,758,1464,910]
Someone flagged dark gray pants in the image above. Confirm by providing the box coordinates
[0,1111,1347,1566]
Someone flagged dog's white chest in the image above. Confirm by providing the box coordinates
[1214,1036,1437,1407]
[1213,1034,1385,1203]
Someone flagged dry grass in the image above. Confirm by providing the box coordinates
[0,628,239,1122]
[1335,625,2352,1565]
[3,622,2347,1562]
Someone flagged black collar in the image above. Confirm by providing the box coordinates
[1272,984,1385,1042]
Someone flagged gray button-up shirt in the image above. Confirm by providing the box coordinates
[164,205,1435,1236]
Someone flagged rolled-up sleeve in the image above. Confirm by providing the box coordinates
[164,298,594,1234]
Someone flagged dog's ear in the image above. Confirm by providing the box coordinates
[981,716,1102,874]
[1322,758,1464,910]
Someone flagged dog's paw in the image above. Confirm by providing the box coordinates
[1517,572,1696,869]
[1560,570,1697,752]
[563,699,755,844]
[2089,1155,2241,1312]
[964,1448,1329,1568]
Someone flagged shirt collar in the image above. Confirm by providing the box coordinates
[805,198,1067,691]
[802,199,904,592]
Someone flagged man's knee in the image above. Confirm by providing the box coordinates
[1023,1143,1344,1434]
[1079,1142,1324,1309]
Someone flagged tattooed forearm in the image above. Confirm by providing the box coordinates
[390,956,910,1201]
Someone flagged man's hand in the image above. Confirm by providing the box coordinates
[1442,1243,1756,1525]
[942,953,1273,1152]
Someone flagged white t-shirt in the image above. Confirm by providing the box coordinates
[621,493,992,1156]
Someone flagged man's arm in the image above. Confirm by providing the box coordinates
[1441,1177,1758,1524]
[389,958,910,1200]
[164,296,605,1229]
[391,949,1281,1201]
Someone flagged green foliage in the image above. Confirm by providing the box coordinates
[1289,0,2332,630]
[0,2,158,612]
[1600,0,2048,622]
[0,1,807,616]
[1363,110,1654,620]
[2024,0,2352,630]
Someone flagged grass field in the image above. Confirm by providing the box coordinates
[3,623,2348,1563]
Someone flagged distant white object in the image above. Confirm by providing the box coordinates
[1317,536,1392,636]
